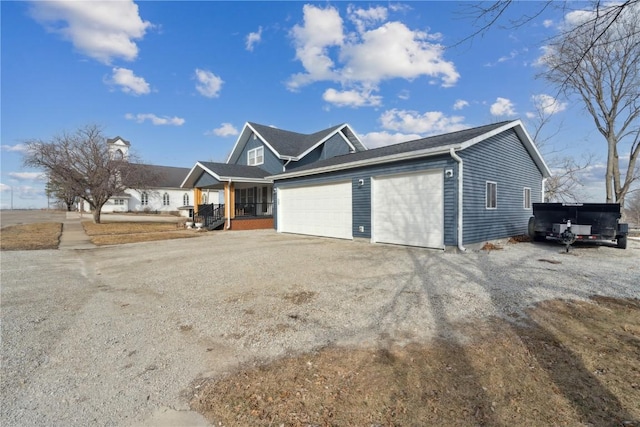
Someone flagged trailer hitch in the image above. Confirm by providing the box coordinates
[560,220,576,252]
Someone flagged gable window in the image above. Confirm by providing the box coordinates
[141,192,149,206]
[162,193,170,206]
[486,181,497,209]
[183,193,190,206]
[523,187,531,209]
[248,146,264,166]
[201,193,207,204]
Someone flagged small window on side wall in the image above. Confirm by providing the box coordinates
[486,181,497,209]
[162,193,170,206]
[141,192,149,206]
[183,193,190,206]
[523,187,531,209]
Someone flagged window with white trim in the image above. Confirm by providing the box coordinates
[183,193,190,206]
[162,193,170,206]
[201,193,207,204]
[486,181,497,209]
[141,192,149,206]
[523,187,531,209]
[247,146,264,166]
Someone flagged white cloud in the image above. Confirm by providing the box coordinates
[542,19,554,28]
[108,67,150,95]
[360,131,422,148]
[347,5,388,33]
[530,93,567,116]
[1,143,29,153]
[207,123,239,137]
[9,172,46,181]
[125,113,185,126]
[0,183,10,192]
[379,109,468,135]
[453,99,469,110]
[246,26,262,51]
[194,68,223,98]
[288,5,344,90]
[28,0,151,64]
[322,87,382,107]
[287,5,459,96]
[490,97,517,117]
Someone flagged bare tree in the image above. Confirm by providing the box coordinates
[23,124,159,223]
[624,188,640,226]
[526,100,594,202]
[45,177,78,211]
[541,3,640,205]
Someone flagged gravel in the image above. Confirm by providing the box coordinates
[1,230,638,426]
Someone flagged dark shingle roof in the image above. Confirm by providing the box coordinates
[274,121,512,176]
[137,164,191,187]
[107,136,131,146]
[249,122,345,157]
[198,162,270,179]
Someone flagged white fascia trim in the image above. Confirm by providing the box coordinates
[225,122,251,164]
[459,120,551,178]
[180,163,204,188]
[270,146,456,180]
[191,162,272,185]
[218,176,272,184]
[295,124,357,160]
[246,123,282,160]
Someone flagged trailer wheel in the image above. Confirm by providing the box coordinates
[528,217,536,239]
[616,236,627,249]
[528,217,544,242]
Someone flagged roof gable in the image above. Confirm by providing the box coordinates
[180,161,271,188]
[270,120,551,179]
[226,122,366,164]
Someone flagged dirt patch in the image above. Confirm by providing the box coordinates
[282,291,318,305]
[81,221,203,245]
[481,242,503,251]
[191,297,640,426]
[0,223,62,250]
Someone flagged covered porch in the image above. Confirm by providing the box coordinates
[180,162,274,230]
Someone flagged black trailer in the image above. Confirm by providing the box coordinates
[528,203,628,251]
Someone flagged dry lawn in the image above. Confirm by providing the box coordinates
[0,223,62,250]
[81,221,202,246]
[192,296,640,426]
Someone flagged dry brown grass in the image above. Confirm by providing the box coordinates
[81,221,202,246]
[192,297,640,426]
[0,223,62,250]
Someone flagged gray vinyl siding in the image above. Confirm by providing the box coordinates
[289,134,353,170]
[460,129,543,243]
[321,133,352,160]
[236,138,283,174]
[194,171,220,188]
[274,155,459,245]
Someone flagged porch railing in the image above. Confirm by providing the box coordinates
[196,202,274,227]
[234,202,273,217]
[196,203,225,228]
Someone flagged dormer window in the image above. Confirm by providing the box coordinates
[248,146,264,166]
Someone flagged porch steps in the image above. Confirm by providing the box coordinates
[207,217,226,230]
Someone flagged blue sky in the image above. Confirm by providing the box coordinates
[1,1,610,209]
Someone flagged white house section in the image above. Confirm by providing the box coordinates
[372,170,444,249]
[278,182,352,240]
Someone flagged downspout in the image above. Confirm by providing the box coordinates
[283,159,292,172]
[226,179,232,229]
[450,148,466,252]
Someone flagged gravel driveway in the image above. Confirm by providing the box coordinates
[1,230,638,426]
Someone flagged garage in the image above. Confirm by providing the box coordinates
[278,181,352,239]
[372,170,444,249]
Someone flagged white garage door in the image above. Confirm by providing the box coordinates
[372,170,444,249]
[278,181,352,240]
